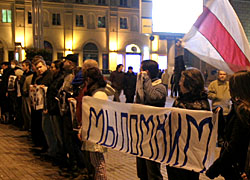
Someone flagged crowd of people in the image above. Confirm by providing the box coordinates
[0,56,112,179]
[0,53,249,180]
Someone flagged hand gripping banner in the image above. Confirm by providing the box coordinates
[82,97,218,172]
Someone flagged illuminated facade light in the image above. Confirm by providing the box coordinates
[65,50,73,56]
[117,54,123,65]
[22,49,26,61]
[151,53,158,62]
[110,41,118,51]
[109,52,118,71]
[158,56,168,70]
[151,36,159,52]
[143,46,150,60]
[66,40,73,50]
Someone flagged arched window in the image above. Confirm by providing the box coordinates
[83,43,99,62]
[125,44,141,73]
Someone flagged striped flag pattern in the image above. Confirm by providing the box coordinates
[182,0,250,73]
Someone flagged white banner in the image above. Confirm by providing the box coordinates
[82,96,218,172]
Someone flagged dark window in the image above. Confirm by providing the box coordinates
[28,12,32,24]
[102,54,109,74]
[83,43,99,62]
[76,15,84,27]
[44,41,53,61]
[52,13,61,25]
[98,16,105,28]
[120,0,127,7]
[8,51,14,62]
[75,0,84,3]
[57,52,63,60]
[120,18,128,29]
[98,0,106,5]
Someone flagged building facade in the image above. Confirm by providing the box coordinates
[0,0,160,72]
[0,0,249,73]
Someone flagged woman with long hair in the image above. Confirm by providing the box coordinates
[81,67,108,180]
[206,70,250,180]
[167,67,210,180]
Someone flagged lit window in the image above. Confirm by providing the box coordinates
[120,18,128,29]
[158,56,168,70]
[117,54,123,65]
[28,12,32,24]
[98,16,105,28]
[52,13,61,25]
[143,47,150,60]
[76,15,84,27]
[2,9,12,23]
[125,54,141,73]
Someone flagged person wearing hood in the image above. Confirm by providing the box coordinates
[166,67,210,180]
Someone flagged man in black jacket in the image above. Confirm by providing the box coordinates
[31,58,53,153]
[0,62,13,124]
[110,64,124,102]
[124,66,136,103]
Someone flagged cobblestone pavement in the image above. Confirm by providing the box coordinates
[0,94,224,180]
[0,124,66,180]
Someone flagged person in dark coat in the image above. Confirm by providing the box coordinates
[170,70,178,97]
[31,57,53,151]
[173,40,186,97]
[0,62,13,123]
[166,67,210,180]
[47,60,66,158]
[21,60,34,130]
[206,71,250,180]
[110,64,124,102]
[124,66,136,103]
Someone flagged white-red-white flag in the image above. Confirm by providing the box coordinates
[182,0,250,74]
